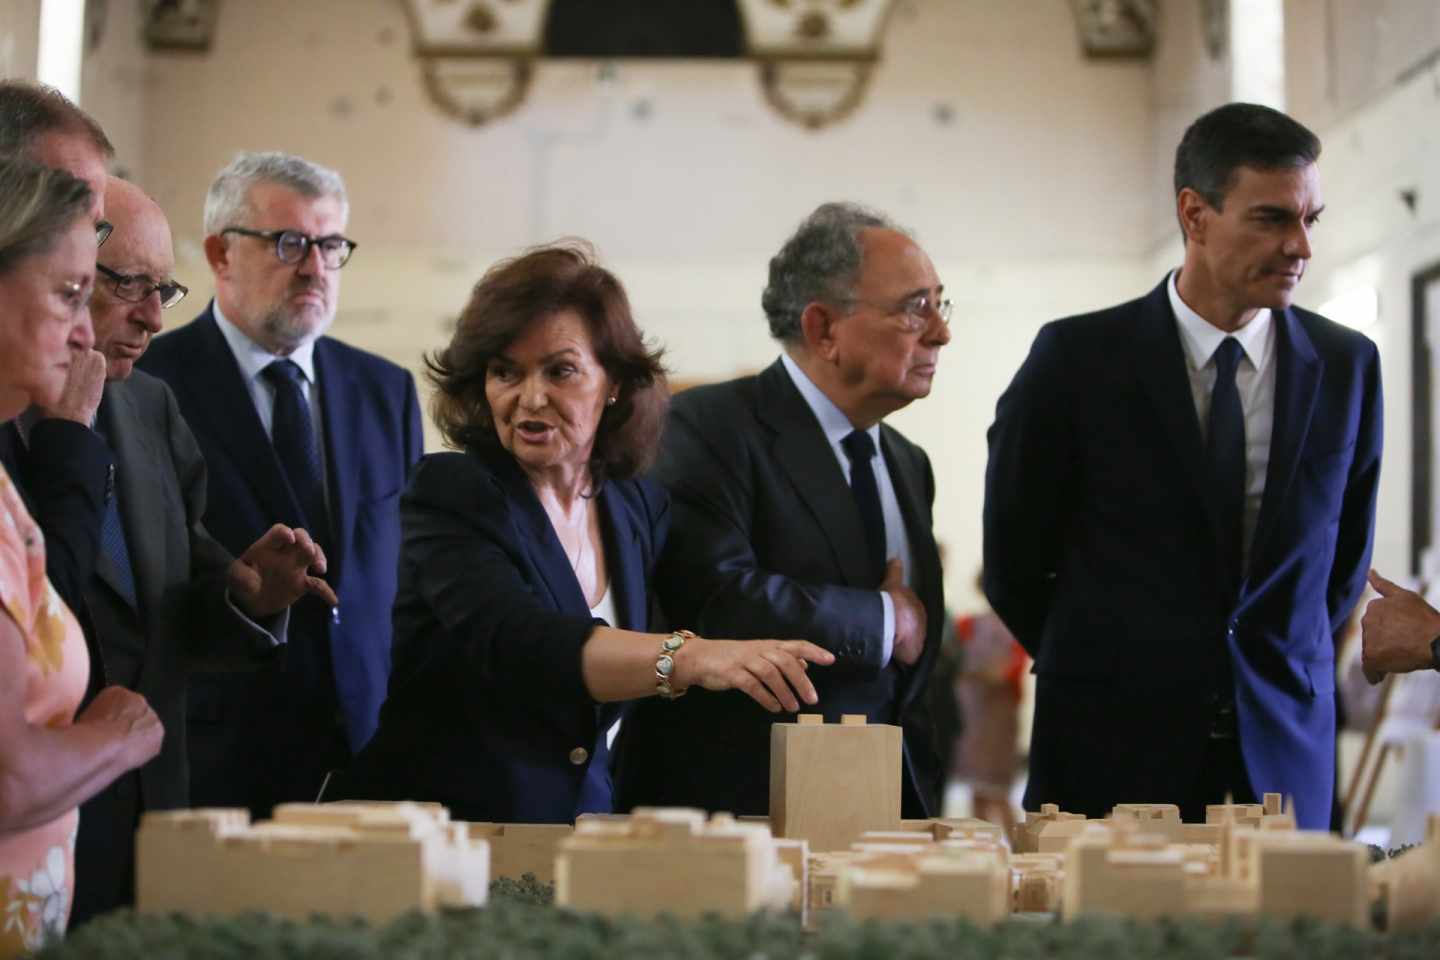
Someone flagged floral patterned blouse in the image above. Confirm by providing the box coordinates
[0,467,89,957]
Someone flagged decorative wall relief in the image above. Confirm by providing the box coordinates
[1200,0,1228,61]
[400,0,549,127]
[737,0,897,130]
[1069,0,1156,58]
[143,0,221,52]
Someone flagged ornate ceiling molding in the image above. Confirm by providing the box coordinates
[1070,0,1156,59]
[401,0,548,127]
[143,0,221,52]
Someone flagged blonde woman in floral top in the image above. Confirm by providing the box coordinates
[0,158,162,955]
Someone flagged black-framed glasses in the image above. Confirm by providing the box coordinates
[96,263,189,309]
[96,220,113,247]
[844,291,953,333]
[221,226,357,269]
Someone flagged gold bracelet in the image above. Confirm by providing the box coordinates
[656,629,697,699]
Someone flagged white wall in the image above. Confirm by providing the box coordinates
[0,0,41,80]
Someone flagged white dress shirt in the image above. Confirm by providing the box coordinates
[780,353,914,666]
[1166,269,1276,565]
[212,300,331,508]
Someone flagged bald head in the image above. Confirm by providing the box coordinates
[94,179,177,380]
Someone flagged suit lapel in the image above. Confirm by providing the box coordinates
[96,384,163,619]
[482,448,591,617]
[178,309,304,529]
[313,339,355,584]
[599,485,647,631]
[1247,309,1322,582]
[1133,281,1227,562]
[756,360,875,589]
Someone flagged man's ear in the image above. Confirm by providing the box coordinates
[1177,187,1211,246]
[799,301,842,362]
[202,234,230,277]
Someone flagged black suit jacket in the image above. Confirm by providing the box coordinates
[344,446,669,823]
[614,358,945,818]
[138,307,423,814]
[983,278,1382,829]
[72,372,279,922]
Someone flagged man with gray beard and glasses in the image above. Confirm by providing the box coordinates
[139,152,422,818]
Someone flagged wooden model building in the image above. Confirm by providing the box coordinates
[136,801,490,922]
[1015,804,1089,853]
[468,822,573,883]
[832,843,1012,925]
[770,714,901,852]
[1012,852,1065,912]
[1061,805,1369,927]
[1371,813,1440,931]
[555,808,799,918]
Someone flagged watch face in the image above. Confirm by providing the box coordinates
[657,654,674,677]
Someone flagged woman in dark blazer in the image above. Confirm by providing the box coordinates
[344,244,832,823]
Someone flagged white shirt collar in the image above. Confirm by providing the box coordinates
[211,298,318,385]
[779,352,880,448]
[1166,269,1272,372]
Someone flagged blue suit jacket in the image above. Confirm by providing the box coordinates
[983,278,1382,829]
[343,446,669,824]
[137,307,422,806]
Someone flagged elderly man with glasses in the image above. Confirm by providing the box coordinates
[65,177,339,924]
[138,152,422,824]
[616,202,953,821]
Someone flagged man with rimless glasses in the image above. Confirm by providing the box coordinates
[139,152,422,821]
[616,202,952,821]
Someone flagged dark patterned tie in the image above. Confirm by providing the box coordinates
[1207,337,1246,589]
[99,481,138,609]
[262,359,329,549]
[841,429,886,585]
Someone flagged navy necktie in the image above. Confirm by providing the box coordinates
[841,429,886,585]
[1207,338,1246,587]
[262,359,329,549]
[92,420,138,609]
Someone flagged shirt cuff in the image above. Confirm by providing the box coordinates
[224,588,288,648]
[879,590,895,667]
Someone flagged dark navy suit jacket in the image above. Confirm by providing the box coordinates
[343,446,669,824]
[983,278,1382,829]
[137,306,422,809]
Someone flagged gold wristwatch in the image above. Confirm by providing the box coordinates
[656,630,697,699]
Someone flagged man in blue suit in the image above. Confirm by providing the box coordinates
[983,103,1382,830]
[139,152,423,817]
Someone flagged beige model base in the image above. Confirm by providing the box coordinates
[770,714,902,852]
[136,801,489,923]
[468,822,573,883]
[1371,814,1440,931]
[555,808,796,919]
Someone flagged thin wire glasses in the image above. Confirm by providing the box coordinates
[96,220,113,246]
[845,291,953,333]
[96,263,189,309]
[222,227,357,269]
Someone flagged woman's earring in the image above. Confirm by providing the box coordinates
[606,395,617,406]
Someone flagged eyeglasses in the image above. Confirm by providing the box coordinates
[221,227,357,269]
[96,220,113,246]
[96,263,190,309]
[844,291,953,333]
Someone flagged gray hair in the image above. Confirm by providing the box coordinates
[0,154,93,277]
[202,151,349,236]
[761,201,905,343]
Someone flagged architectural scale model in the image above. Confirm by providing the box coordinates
[136,801,490,922]
[770,714,901,852]
[1370,813,1440,931]
[554,808,799,918]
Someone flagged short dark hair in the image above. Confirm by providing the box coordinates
[1173,102,1320,238]
[0,154,94,277]
[0,80,114,159]
[761,202,902,344]
[427,242,669,484]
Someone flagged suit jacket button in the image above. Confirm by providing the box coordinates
[569,747,589,765]
[330,607,342,625]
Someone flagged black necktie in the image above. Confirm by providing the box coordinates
[841,429,886,585]
[1207,338,1246,586]
[262,359,329,549]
